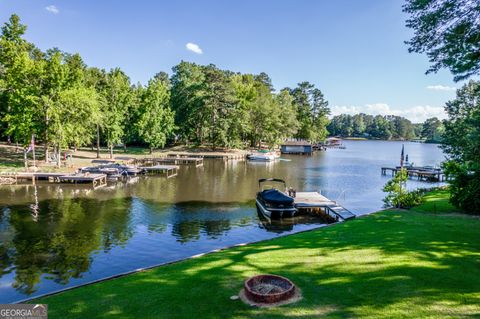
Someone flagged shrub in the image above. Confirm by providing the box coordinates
[383,169,425,209]
[443,161,480,214]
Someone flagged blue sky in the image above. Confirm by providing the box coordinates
[0,0,464,122]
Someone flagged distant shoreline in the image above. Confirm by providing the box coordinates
[337,137,441,144]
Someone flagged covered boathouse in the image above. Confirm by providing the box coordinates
[280,140,313,155]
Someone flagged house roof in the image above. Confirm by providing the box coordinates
[281,140,312,146]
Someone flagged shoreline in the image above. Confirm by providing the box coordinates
[0,139,440,173]
[27,189,480,318]
[15,221,337,305]
[20,207,384,304]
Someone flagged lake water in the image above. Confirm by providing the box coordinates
[0,140,445,302]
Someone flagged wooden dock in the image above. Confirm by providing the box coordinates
[139,165,179,178]
[381,166,445,182]
[139,157,203,167]
[58,173,107,188]
[293,192,356,221]
[166,153,246,161]
[0,172,107,188]
[0,172,67,182]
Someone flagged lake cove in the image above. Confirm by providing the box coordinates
[0,140,445,302]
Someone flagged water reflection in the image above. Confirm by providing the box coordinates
[1,198,134,295]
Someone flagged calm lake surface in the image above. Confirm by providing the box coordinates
[0,140,445,302]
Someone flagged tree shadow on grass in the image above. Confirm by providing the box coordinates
[39,210,480,318]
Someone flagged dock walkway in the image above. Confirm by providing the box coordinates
[381,166,445,181]
[139,157,203,167]
[293,192,355,221]
[166,153,245,161]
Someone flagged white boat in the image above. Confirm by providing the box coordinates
[247,152,276,161]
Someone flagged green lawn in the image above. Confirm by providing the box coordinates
[35,190,480,318]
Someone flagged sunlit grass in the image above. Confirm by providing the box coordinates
[35,190,480,318]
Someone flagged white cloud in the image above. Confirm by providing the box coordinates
[426,85,456,92]
[186,42,203,54]
[45,5,59,14]
[331,103,446,123]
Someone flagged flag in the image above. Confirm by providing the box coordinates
[400,144,404,167]
[26,134,35,153]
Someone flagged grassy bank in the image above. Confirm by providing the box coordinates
[34,190,480,318]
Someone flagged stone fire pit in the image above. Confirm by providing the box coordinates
[241,274,299,306]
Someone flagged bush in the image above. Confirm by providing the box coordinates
[443,161,480,214]
[383,169,425,209]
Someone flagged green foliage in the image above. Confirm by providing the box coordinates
[201,65,238,149]
[288,81,330,142]
[49,87,101,149]
[443,161,480,214]
[231,74,298,148]
[404,0,480,81]
[0,14,40,146]
[136,78,175,152]
[0,14,329,154]
[328,113,416,139]
[383,169,424,208]
[421,117,443,142]
[170,61,206,144]
[440,81,480,214]
[100,68,132,154]
[171,62,303,149]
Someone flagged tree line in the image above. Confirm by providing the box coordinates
[404,0,480,213]
[0,14,331,163]
[327,113,444,142]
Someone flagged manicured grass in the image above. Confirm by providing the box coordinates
[415,188,457,214]
[35,190,480,318]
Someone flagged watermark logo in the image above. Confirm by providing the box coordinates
[0,304,47,319]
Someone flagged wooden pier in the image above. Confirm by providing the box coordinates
[139,165,179,178]
[0,172,107,188]
[138,157,203,167]
[381,166,445,182]
[293,192,355,221]
[166,153,246,161]
[58,173,107,188]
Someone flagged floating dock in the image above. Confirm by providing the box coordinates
[381,166,445,182]
[58,173,107,188]
[0,172,107,188]
[139,165,179,178]
[293,192,355,221]
[138,157,203,167]
[166,153,245,161]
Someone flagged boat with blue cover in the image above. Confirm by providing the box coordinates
[256,178,296,218]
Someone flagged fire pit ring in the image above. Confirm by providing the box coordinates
[244,274,296,304]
